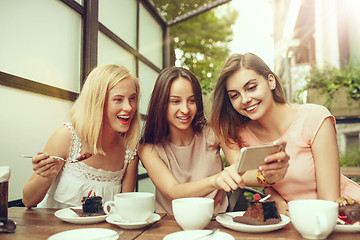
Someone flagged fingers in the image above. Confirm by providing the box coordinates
[259,141,290,184]
[214,165,244,192]
[273,139,287,151]
[32,153,59,178]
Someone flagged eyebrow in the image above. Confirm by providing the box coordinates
[227,79,257,92]
[169,94,195,98]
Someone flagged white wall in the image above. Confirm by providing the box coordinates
[0,86,73,201]
[0,0,162,201]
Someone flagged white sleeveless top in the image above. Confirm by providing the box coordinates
[37,123,137,208]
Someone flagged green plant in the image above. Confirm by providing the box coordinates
[300,63,360,108]
[339,146,360,167]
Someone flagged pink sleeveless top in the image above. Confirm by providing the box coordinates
[153,127,228,214]
[238,104,360,202]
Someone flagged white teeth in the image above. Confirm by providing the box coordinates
[246,104,258,111]
[118,115,130,119]
[177,116,190,120]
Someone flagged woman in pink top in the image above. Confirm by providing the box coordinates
[138,66,289,214]
[211,52,360,215]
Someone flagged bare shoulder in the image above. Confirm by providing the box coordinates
[44,124,71,156]
[138,143,157,155]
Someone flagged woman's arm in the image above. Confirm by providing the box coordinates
[312,118,340,201]
[121,155,139,192]
[138,144,243,200]
[22,126,69,208]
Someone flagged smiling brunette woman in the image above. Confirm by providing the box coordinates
[211,52,360,215]
[138,66,289,215]
[22,64,140,208]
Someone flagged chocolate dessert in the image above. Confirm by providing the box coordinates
[233,194,282,225]
[76,152,93,161]
[337,197,360,225]
[71,191,104,217]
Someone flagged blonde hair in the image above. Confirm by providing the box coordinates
[71,64,140,155]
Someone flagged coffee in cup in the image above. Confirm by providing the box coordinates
[104,192,154,222]
[288,199,338,240]
[172,197,214,230]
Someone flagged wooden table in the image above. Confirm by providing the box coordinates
[3,207,358,240]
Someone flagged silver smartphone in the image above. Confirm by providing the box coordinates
[235,145,283,172]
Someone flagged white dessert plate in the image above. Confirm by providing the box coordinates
[216,211,290,233]
[334,224,360,232]
[54,206,106,224]
[163,230,234,240]
[106,213,161,229]
[48,228,120,240]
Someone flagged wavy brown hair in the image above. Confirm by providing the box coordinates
[142,66,206,144]
[211,53,286,145]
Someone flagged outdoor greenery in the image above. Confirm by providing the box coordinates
[340,146,360,167]
[152,0,238,93]
[298,63,360,108]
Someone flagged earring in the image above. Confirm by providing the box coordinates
[271,85,275,90]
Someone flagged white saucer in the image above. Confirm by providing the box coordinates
[335,224,360,232]
[106,213,161,229]
[48,228,120,240]
[163,230,234,240]
[54,206,106,224]
[216,211,290,233]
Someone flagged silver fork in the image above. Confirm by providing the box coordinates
[192,229,220,240]
[21,155,67,162]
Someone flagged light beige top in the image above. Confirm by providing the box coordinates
[153,127,228,215]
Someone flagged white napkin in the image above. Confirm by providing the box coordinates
[0,166,11,183]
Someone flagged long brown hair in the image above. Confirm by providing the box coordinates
[142,66,206,144]
[211,53,286,145]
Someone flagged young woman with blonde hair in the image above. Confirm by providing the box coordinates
[23,64,140,208]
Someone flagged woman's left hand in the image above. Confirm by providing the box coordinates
[258,140,289,184]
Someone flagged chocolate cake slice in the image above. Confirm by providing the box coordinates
[337,197,360,225]
[80,191,104,216]
[233,194,281,225]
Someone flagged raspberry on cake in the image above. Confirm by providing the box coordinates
[233,194,282,225]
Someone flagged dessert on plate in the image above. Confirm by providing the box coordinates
[336,197,360,225]
[233,194,282,225]
[71,190,105,217]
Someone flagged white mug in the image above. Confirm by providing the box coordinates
[289,199,338,239]
[172,197,214,230]
[104,192,154,222]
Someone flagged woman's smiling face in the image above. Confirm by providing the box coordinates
[166,77,197,132]
[226,68,276,120]
[104,77,137,133]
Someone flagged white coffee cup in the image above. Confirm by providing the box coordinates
[172,197,214,230]
[288,199,338,240]
[104,192,154,222]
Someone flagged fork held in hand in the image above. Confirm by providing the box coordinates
[21,155,66,161]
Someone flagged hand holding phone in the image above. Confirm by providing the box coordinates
[235,145,283,172]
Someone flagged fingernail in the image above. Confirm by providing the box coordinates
[259,166,262,171]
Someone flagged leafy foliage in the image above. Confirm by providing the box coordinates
[300,63,360,107]
[340,146,360,167]
[152,0,238,93]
